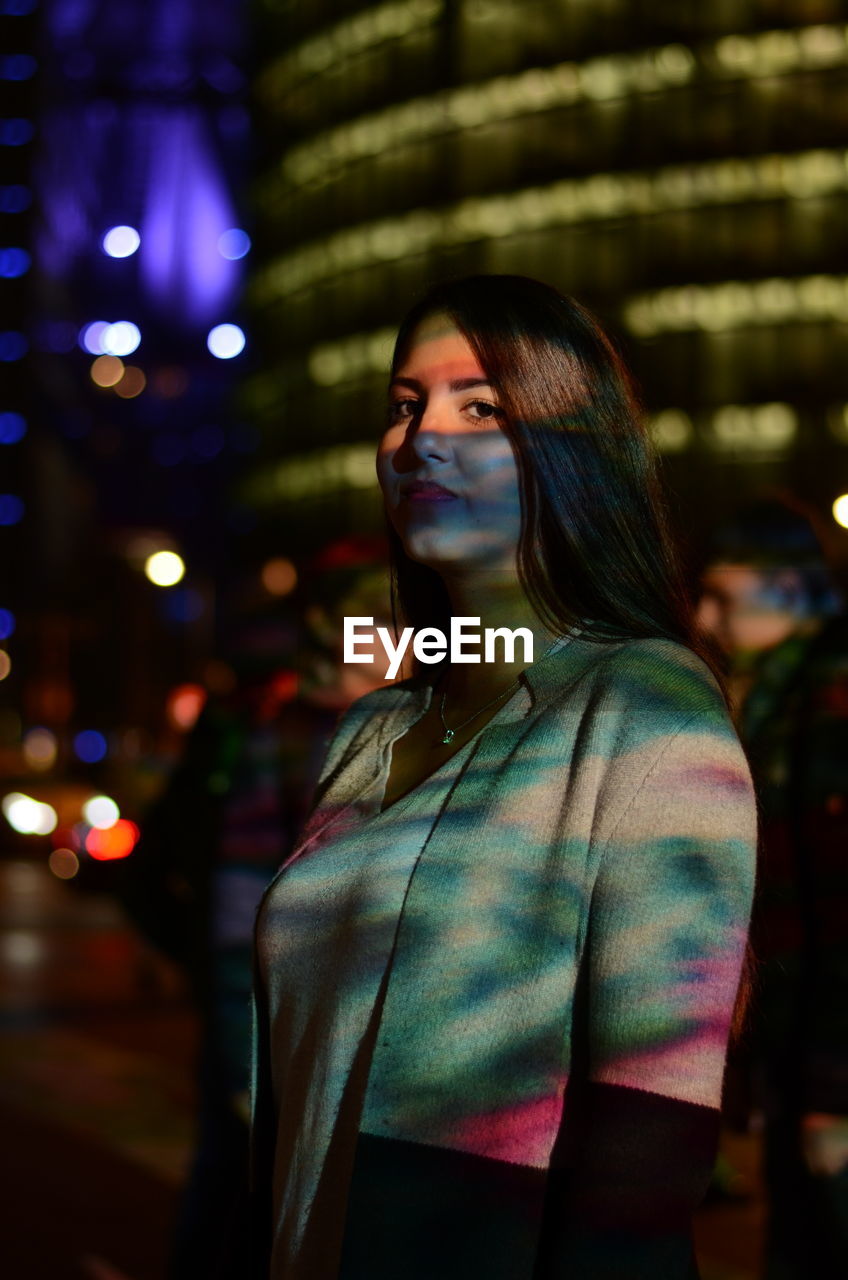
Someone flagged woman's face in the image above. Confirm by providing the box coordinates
[377,315,522,575]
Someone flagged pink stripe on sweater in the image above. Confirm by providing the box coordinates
[444,1087,567,1168]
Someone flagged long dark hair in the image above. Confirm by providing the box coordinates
[387,274,704,661]
[387,276,754,1037]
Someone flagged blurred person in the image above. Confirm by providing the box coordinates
[117,541,391,1280]
[248,276,757,1279]
[697,498,848,1278]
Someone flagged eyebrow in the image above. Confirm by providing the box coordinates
[389,376,493,393]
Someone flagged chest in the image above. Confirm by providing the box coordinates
[380,698,512,811]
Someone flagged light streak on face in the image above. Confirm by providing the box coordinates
[377,317,522,576]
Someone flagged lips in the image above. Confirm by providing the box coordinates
[401,480,458,502]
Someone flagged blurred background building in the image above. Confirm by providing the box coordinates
[244,0,848,567]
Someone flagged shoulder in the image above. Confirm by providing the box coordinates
[313,676,426,786]
[333,675,425,733]
[538,634,731,743]
[573,644,757,874]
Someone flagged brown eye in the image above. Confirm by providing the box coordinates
[387,399,420,424]
[465,400,501,421]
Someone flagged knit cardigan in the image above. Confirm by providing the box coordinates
[249,631,757,1279]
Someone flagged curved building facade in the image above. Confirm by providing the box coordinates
[244,0,848,557]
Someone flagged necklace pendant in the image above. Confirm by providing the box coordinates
[441,728,455,745]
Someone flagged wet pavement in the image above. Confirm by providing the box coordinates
[0,856,197,1280]
[0,854,765,1280]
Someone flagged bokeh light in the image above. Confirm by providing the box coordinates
[163,587,205,624]
[207,323,245,359]
[73,730,108,763]
[166,683,207,732]
[261,557,298,596]
[0,2,38,17]
[144,550,185,587]
[0,119,35,146]
[0,332,28,360]
[0,650,10,680]
[86,818,139,861]
[217,228,251,260]
[82,794,120,829]
[0,54,37,80]
[22,727,57,771]
[90,355,124,387]
[2,931,43,966]
[0,494,24,525]
[2,792,58,835]
[0,608,14,639]
[114,366,146,399]
[833,494,848,529]
[102,321,141,356]
[0,247,30,277]
[102,225,140,258]
[80,320,109,354]
[0,184,30,212]
[48,848,79,880]
[0,411,26,444]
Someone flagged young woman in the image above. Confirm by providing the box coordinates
[250,276,757,1279]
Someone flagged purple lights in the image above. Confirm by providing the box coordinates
[74,730,108,763]
[218,227,250,260]
[0,247,31,277]
[0,333,28,361]
[207,323,245,358]
[139,108,241,324]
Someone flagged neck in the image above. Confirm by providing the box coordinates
[438,567,558,698]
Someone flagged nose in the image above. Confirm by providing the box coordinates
[404,401,453,463]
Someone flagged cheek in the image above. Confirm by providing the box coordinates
[465,441,521,510]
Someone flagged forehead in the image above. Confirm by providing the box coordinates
[394,314,486,383]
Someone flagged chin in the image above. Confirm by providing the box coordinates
[403,535,461,569]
